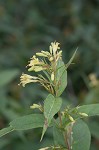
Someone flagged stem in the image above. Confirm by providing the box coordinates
[63,132,71,150]
[58,111,70,150]
[54,55,70,149]
[58,111,62,126]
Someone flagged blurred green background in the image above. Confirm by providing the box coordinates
[0,0,99,149]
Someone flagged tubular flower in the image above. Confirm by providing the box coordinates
[50,42,60,55]
[29,55,41,65]
[36,51,51,57]
[49,42,62,62]
[27,55,48,72]
[19,73,39,87]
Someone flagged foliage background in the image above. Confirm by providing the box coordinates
[0,0,99,149]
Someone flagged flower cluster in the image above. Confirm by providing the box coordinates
[18,73,39,87]
[19,42,62,94]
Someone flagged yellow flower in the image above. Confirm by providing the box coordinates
[36,51,50,57]
[31,42,62,66]
[28,55,41,67]
[19,73,38,87]
[49,42,62,63]
[36,52,47,57]
[27,55,47,72]
[36,51,51,57]
[56,50,62,61]
[28,66,45,72]
[50,42,60,55]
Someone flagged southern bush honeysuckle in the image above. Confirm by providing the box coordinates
[1,40,96,150]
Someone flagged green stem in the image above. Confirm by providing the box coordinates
[58,111,62,126]
[63,132,70,150]
[58,111,70,150]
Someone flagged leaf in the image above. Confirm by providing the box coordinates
[10,114,44,130]
[56,60,67,97]
[84,88,99,104]
[78,104,99,116]
[0,126,14,138]
[53,125,65,147]
[0,114,45,138]
[44,94,62,125]
[66,48,78,69]
[0,69,19,87]
[0,138,10,149]
[41,94,62,141]
[87,120,99,139]
[72,120,91,150]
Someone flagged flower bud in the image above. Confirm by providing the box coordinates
[51,72,54,81]
[68,115,75,122]
[49,57,53,61]
[30,104,43,112]
[79,113,88,117]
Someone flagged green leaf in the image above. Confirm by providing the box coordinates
[87,120,99,139]
[53,125,65,147]
[78,104,99,116]
[41,94,62,141]
[44,94,62,125]
[0,138,10,149]
[84,88,99,104]
[66,48,78,69]
[0,126,14,138]
[72,120,91,150]
[0,69,19,87]
[0,114,45,138]
[10,114,44,130]
[56,60,67,97]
